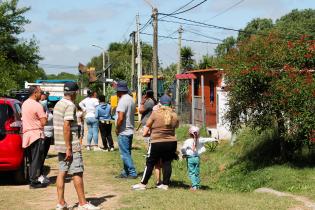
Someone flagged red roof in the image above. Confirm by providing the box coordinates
[176,73,197,79]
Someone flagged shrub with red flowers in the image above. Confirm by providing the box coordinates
[223,22,315,157]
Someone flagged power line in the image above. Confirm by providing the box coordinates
[140,32,220,44]
[206,0,245,21]
[159,0,195,20]
[159,29,178,41]
[185,28,223,41]
[120,16,136,41]
[160,14,243,33]
[140,17,152,32]
[160,19,214,29]
[170,0,208,16]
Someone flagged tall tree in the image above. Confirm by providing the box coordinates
[181,46,195,71]
[0,0,45,94]
[237,18,273,42]
[215,36,236,57]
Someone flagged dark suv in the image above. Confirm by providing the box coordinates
[0,97,28,184]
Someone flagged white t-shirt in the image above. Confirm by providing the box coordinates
[181,137,217,157]
[79,97,99,118]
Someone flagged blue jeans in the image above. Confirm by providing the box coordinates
[86,117,99,146]
[118,135,137,177]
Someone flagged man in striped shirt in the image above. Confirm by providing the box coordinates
[53,82,99,210]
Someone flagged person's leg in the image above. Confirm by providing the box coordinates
[72,173,87,206]
[118,135,137,177]
[57,153,69,205]
[92,118,99,146]
[161,141,177,186]
[40,137,51,174]
[99,122,108,150]
[194,157,201,189]
[154,160,162,185]
[86,118,93,147]
[105,123,114,149]
[187,157,195,187]
[141,143,159,185]
[29,139,45,184]
[56,170,67,205]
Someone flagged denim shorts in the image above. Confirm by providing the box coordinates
[58,151,84,175]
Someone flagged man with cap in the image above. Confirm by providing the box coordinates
[54,82,100,210]
[115,80,137,179]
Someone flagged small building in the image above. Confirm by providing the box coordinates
[176,68,231,139]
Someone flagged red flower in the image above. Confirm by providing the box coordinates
[304,53,313,59]
[287,41,294,49]
[284,64,292,71]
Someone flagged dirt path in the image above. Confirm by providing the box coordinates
[255,188,315,210]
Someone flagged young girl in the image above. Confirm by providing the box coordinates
[181,126,217,191]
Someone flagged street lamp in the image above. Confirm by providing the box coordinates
[91,44,106,95]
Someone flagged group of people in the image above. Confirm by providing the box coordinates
[20,80,214,210]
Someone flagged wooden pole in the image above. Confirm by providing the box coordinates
[191,78,195,125]
[201,74,205,127]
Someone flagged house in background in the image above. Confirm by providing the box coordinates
[176,68,231,140]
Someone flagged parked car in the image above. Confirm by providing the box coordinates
[0,97,28,184]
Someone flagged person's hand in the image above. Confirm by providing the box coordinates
[115,128,119,136]
[141,95,147,104]
[64,148,72,161]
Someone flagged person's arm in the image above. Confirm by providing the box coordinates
[37,104,47,127]
[63,120,72,161]
[143,114,154,137]
[63,104,75,160]
[95,106,99,120]
[115,111,125,135]
[139,95,147,114]
[79,99,86,112]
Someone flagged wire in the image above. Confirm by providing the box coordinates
[160,14,243,33]
[206,0,245,21]
[185,29,223,41]
[159,29,178,41]
[140,32,220,44]
[140,17,152,32]
[159,0,195,20]
[160,19,213,29]
[170,0,208,16]
[120,16,136,41]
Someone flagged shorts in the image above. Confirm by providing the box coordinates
[58,151,84,175]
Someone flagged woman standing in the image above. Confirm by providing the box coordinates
[79,90,101,151]
[95,95,114,152]
[132,94,179,190]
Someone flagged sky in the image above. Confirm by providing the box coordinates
[18,0,315,75]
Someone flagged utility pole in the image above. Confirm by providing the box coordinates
[91,44,106,95]
[176,25,183,113]
[152,8,158,99]
[130,31,136,91]
[136,14,142,119]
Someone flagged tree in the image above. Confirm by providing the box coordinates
[161,63,177,91]
[0,0,45,94]
[47,72,78,80]
[215,36,236,58]
[237,18,273,42]
[181,46,195,71]
[222,9,315,158]
[198,54,218,69]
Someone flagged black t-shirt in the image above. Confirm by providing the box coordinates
[141,98,155,126]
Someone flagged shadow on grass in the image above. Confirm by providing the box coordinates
[72,194,116,208]
[170,180,211,190]
[46,154,58,159]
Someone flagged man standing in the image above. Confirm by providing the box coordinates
[22,86,48,189]
[54,82,100,210]
[115,81,137,179]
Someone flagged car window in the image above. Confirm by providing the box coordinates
[0,104,14,140]
[14,103,22,120]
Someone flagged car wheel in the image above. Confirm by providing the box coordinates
[14,156,29,185]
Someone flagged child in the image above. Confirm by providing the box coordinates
[181,126,217,191]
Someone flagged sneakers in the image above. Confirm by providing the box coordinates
[56,203,68,210]
[190,186,199,191]
[93,147,103,151]
[156,184,169,190]
[38,175,50,184]
[29,181,48,189]
[86,146,91,151]
[78,202,100,210]
[132,183,146,190]
[110,147,114,152]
